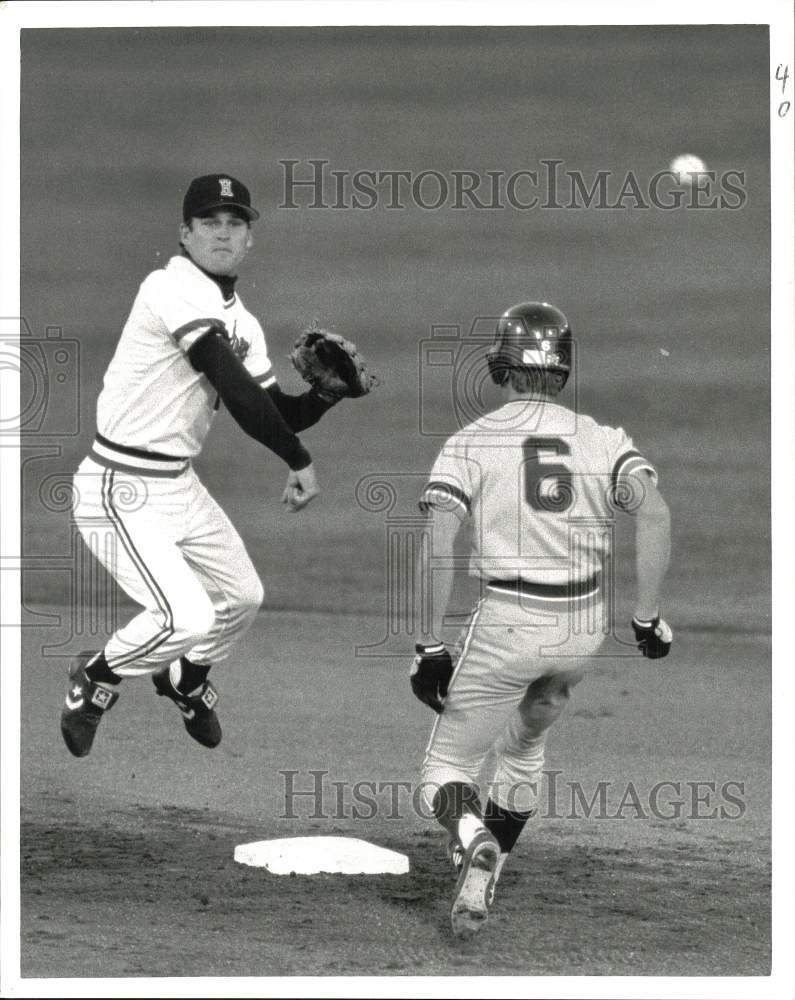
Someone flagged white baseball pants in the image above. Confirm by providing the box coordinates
[72,456,263,676]
[422,586,607,813]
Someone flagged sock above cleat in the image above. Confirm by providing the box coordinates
[169,656,212,696]
[84,650,121,686]
[483,799,535,854]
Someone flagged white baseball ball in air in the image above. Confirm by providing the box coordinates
[670,154,707,180]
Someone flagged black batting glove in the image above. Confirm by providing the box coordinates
[410,643,454,713]
[632,615,673,659]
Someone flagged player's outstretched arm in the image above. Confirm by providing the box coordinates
[189,329,313,473]
[624,470,672,657]
[265,383,337,433]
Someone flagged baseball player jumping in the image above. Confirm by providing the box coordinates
[411,302,672,937]
[61,173,368,757]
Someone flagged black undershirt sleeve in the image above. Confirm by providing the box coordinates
[265,383,336,432]
[188,330,311,471]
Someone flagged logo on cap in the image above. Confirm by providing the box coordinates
[182,174,260,222]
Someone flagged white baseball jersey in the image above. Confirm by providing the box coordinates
[419,399,657,585]
[96,255,275,460]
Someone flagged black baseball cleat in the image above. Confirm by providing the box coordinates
[152,664,222,748]
[60,651,119,757]
[450,830,500,938]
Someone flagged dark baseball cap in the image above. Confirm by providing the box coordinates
[182,174,260,222]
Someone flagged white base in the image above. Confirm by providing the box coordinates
[234,836,409,875]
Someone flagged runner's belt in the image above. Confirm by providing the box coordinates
[487,576,600,601]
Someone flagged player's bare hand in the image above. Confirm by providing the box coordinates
[281,463,319,513]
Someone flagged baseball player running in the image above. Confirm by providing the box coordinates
[61,173,368,757]
[411,302,672,937]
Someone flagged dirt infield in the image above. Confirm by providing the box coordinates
[21,612,770,977]
[21,808,770,977]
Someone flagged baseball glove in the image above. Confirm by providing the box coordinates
[289,321,379,402]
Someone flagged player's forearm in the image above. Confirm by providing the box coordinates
[427,563,455,647]
[189,333,311,470]
[634,501,671,619]
[265,384,336,432]
[419,511,459,646]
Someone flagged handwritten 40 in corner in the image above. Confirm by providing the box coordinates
[775,63,791,118]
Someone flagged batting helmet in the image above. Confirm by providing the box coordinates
[487,301,572,387]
